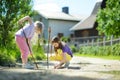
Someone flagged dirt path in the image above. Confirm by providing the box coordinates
[0,56,120,80]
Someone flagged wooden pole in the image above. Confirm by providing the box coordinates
[47,27,51,69]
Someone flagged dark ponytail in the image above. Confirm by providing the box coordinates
[51,36,63,53]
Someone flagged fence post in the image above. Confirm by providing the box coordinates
[110,35,113,46]
[83,41,86,46]
[103,36,106,46]
[87,40,89,46]
[119,37,120,43]
[92,39,94,46]
[97,38,99,46]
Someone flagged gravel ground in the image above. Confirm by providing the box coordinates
[0,56,120,80]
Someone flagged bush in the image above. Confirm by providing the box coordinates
[79,43,120,56]
[111,44,120,56]
[0,46,18,66]
[0,42,46,66]
[79,46,97,55]
[61,37,70,42]
[31,45,46,60]
[70,45,78,53]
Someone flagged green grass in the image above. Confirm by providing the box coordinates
[74,53,120,60]
[101,71,120,74]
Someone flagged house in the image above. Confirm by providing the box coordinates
[70,1,102,37]
[34,7,81,39]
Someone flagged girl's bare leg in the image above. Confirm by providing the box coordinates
[22,57,28,67]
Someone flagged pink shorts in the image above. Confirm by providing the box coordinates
[15,35,29,59]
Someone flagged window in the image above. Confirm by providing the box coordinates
[82,30,89,37]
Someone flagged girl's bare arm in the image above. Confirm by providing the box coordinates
[18,16,32,25]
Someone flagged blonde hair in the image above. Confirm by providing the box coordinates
[35,21,44,33]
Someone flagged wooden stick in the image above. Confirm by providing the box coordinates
[47,27,51,69]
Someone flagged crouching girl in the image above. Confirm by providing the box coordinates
[50,36,73,69]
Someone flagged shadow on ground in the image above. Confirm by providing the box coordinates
[0,68,98,80]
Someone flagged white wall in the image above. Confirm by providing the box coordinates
[48,19,78,38]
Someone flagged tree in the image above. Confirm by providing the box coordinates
[0,0,33,47]
[96,0,120,37]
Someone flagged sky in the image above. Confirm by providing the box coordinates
[33,0,102,16]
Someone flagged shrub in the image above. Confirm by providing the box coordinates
[70,45,78,53]
[78,43,120,56]
[111,44,120,56]
[31,45,46,60]
[61,37,70,42]
[0,43,46,66]
[0,46,17,66]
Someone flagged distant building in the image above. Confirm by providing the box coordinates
[34,7,81,39]
[70,1,103,37]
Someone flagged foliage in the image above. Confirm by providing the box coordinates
[79,43,120,56]
[61,37,70,42]
[0,45,19,66]
[0,0,46,66]
[31,45,46,60]
[0,43,46,66]
[101,71,120,75]
[0,0,33,47]
[70,45,78,53]
[96,0,120,37]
